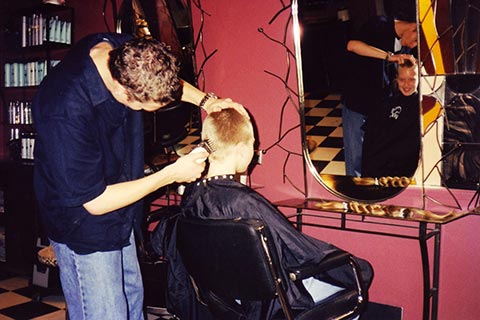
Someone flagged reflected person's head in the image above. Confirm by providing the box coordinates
[395,20,417,48]
[202,109,255,174]
[108,37,182,110]
[397,59,418,96]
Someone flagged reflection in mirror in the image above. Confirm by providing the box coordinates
[297,0,420,201]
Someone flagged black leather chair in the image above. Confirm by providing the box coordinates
[176,217,367,320]
[138,205,181,318]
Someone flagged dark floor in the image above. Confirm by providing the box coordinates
[0,267,67,320]
[0,263,176,320]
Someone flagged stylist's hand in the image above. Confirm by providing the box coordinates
[388,53,416,65]
[204,97,250,119]
[167,150,208,183]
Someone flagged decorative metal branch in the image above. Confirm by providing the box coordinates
[191,0,217,91]
[258,0,305,196]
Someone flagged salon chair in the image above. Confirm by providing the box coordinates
[176,217,367,320]
[138,205,181,318]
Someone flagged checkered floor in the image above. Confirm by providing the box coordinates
[304,93,345,176]
[0,270,67,320]
[0,266,175,320]
[174,127,202,156]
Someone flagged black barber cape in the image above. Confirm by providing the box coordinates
[153,177,373,319]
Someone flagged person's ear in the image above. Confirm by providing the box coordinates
[236,141,254,167]
[235,141,248,157]
[111,80,128,97]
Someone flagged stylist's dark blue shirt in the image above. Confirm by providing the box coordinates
[33,33,144,254]
[343,16,397,115]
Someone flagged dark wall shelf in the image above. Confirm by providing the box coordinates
[0,3,74,274]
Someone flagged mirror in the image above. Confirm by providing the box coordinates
[296,0,420,201]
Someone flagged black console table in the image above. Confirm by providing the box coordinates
[274,198,469,320]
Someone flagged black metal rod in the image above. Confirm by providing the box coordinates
[296,208,302,232]
[419,223,431,320]
[431,224,441,320]
[288,220,421,241]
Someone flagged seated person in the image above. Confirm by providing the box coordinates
[361,59,421,178]
[154,109,373,319]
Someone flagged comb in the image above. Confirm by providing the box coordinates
[189,139,216,163]
[197,139,216,154]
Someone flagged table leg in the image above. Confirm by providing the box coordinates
[419,223,441,320]
[419,223,431,320]
[296,208,303,232]
[431,224,441,320]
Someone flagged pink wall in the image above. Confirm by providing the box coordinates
[64,0,119,40]
[191,1,480,320]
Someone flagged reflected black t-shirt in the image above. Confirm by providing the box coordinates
[342,16,397,115]
[361,92,420,177]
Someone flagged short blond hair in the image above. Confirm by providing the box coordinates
[202,109,253,159]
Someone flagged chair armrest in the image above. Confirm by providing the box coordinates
[146,205,180,224]
[288,251,351,281]
[288,251,368,319]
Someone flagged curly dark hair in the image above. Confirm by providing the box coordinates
[108,37,182,104]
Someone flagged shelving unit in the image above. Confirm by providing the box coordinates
[0,3,73,273]
[1,3,73,161]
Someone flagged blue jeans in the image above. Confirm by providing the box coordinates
[51,232,144,320]
[342,104,367,177]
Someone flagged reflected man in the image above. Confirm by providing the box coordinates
[342,14,417,176]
